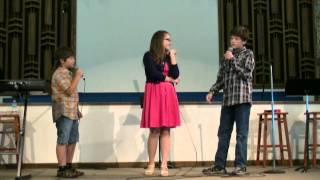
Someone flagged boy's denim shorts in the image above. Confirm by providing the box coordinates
[55,116,79,145]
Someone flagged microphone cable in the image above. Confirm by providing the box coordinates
[80,77,86,114]
[179,109,199,177]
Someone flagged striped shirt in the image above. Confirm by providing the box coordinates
[51,67,79,122]
[209,47,255,107]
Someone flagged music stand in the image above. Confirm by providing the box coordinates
[285,79,320,172]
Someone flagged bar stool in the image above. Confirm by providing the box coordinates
[304,112,320,167]
[0,111,20,163]
[256,110,293,167]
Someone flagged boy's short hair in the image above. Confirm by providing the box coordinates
[52,47,75,72]
[230,26,249,42]
[54,47,74,62]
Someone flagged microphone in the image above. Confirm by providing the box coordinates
[227,47,234,53]
[70,66,85,80]
[225,47,234,61]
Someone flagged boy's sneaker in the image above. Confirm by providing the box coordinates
[66,164,84,176]
[69,167,84,176]
[57,168,78,178]
[231,167,247,176]
[202,165,227,176]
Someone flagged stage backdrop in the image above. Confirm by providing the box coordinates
[76,0,220,92]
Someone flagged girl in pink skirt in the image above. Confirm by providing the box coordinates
[141,30,181,176]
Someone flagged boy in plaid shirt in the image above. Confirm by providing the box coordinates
[203,26,255,176]
[51,47,84,178]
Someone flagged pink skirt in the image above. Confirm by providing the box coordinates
[140,82,181,128]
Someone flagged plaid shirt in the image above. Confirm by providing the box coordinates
[209,47,255,107]
[51,67,79,122]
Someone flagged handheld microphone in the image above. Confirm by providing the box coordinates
[81,72,85,80]
[227,47,234,53]
[70,66,85,80]
[225,47,235,61]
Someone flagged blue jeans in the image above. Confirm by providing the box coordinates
[214,103,251,168]
[55,116,79,145]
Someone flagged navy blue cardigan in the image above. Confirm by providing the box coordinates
[143,52,179,83]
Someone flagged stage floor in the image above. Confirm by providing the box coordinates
[0,166,319,180]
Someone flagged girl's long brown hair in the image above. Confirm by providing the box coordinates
[149,30,169,64]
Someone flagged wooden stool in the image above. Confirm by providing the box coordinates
[0,112,20,162]
[304,112,320,167]
[256,110,293,167]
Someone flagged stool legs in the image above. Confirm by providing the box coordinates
[256,115,262,165]
[277,114,285,165]
[256,112,292,167]
[312,114,317,167]
[263,113,268,167]
[303,112,320,168]
[283,114,293,167]
[14,116,20,164]
[0,115,20,165]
